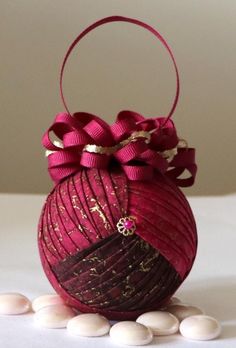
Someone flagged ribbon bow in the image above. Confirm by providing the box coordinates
[42,110,197,187]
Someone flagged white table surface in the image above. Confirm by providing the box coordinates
[0,193,235,348]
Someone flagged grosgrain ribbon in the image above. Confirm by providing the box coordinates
[43,110,197,187]
[43,16,197,186]
[59,15,180,126]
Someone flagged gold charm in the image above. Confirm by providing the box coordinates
[116,216,136,236]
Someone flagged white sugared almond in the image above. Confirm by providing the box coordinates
[34,304,76,328]
[110,321,153,346]
[32,294,65,312]
[136,311,179,335]
[166,303,203,322]
[0,293,31,315]
[67,313,110,337]
[180,315,221,340]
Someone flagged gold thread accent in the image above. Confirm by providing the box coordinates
[178,138,188,148]
[45,140,63,157]
[45,133,188,163]
[83,130,151,155]
[90,198,110,230]
[161,138,188,162]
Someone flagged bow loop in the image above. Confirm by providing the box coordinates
[74,112,114,146]
[139,149,169,174]
[43,110,197,187]
[114,140,148,164]
[63,130,91,148]
[110,110,145,141]
[80,152,110,169]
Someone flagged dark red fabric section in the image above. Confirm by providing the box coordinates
[52,233,182,314]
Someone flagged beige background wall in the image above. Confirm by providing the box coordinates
[1,0,236,195]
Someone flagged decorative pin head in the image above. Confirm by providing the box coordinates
[116,216,136,236]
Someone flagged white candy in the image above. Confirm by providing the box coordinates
[166,303,203,322]
[180,315,221,340]
[110,321,153,346]
[32,294,65,312]
[136,311,179,336]
[34,304,76,328]
[0,293,31,315]
[67,313,110,337]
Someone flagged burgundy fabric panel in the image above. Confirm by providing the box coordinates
[128,173,197,279]
[39,167,128,266]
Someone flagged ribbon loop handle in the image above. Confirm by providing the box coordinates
[60,15,180,123]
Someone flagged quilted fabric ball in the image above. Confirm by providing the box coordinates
[38,15,198,320]
[38,167,197,320]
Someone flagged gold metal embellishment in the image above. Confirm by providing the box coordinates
[45,132,188,164]
[83,130,151,155]
[116,216,136,237]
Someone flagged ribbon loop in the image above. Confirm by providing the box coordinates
[63,130,91,148]
[59,16,180,123]
[110,111,144,141]
[43,17,197,186]
[114,140,148,163]
[80,152,110,169]
[44,110,197,187]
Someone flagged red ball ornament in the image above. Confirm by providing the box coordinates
[38,16,198,320]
